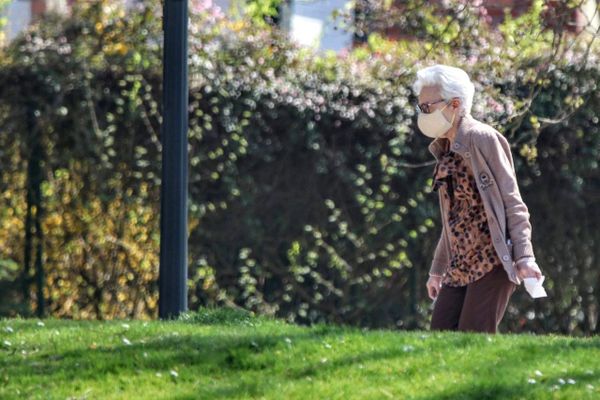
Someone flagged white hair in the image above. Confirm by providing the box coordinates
[412,64,475,116]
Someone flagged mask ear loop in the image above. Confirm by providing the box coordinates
[446,100,457,125]
[439,101,457,126]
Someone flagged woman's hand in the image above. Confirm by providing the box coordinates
[426,275,443,300]
[516,258,542,280]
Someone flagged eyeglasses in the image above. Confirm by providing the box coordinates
[416,98,448,114]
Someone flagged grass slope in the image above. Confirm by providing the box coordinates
[1,307,599,399]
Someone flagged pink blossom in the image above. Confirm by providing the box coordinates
[191,0,225,19]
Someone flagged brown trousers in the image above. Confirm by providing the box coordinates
[430,264,518,334]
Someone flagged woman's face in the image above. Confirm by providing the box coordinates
[417,85,459,137]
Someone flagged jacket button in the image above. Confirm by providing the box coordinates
[453,142,460,149]
[502,255,510,261]
[464,151,471,157]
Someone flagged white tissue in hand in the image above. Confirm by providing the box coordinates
[523,275,547,298]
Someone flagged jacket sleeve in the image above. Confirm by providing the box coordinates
[478,131,535,261]
[430,222,449,276]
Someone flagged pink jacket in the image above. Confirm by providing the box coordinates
[428,114,536,286]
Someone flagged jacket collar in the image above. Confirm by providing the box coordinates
[427,113,477,160]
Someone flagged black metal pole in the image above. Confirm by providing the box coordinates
[159,0,189,319]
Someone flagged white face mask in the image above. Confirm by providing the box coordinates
[417,102,456,139]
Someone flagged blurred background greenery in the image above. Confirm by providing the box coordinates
[0,0,598,336]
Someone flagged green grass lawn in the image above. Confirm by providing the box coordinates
[1,307,599,399]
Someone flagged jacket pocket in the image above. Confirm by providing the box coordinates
[506,238,514,260]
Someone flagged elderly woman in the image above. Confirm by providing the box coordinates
[412,64,543,334]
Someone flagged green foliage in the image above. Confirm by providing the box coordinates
[0,0,8,46]
[0,0,163,319]
[243,0,283,27]
[0,0,598,336]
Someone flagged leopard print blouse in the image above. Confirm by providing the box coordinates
[432,139,502,287]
